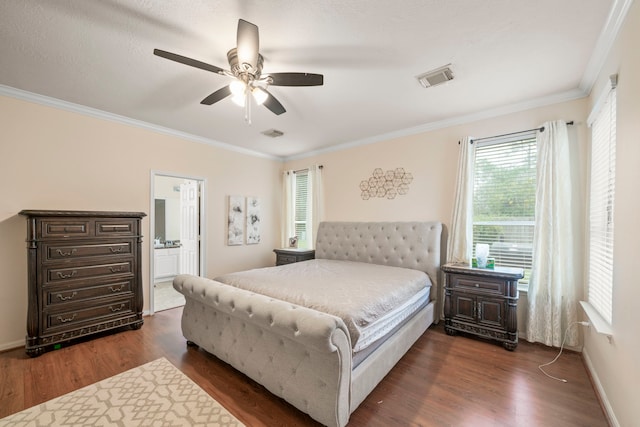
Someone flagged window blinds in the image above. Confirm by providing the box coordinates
[294,170,309,246]
[472,132,537,282]
[587,86,617,325]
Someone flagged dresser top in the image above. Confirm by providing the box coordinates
[19,210,146,218]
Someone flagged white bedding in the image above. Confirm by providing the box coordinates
[215,259,431,352]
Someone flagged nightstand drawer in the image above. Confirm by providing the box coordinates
[278,254,298,264]
[449,274,505,295]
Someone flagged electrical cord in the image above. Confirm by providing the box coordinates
[538,321,589,383]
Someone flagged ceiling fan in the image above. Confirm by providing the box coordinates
[154,19,323,122]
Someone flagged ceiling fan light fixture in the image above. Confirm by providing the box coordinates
[229,79,246,96]
[252,86,268,105]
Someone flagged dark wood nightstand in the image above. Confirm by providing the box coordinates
[273,248,315,266]
[442,263,524,350]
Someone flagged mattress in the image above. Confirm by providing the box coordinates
[214,259,432,352]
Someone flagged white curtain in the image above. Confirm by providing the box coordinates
[281,170,295,248]
[447,136,475,264]
[526,121,582,347]
[307,164,325,249]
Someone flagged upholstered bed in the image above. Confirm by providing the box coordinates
[173,221,443,426]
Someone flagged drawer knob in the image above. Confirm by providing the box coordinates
[56,291,77,301]
[475,283,480,287]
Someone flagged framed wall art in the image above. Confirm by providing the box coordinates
[227,195,244,245]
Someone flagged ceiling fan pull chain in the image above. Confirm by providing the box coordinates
[245,89,251,125]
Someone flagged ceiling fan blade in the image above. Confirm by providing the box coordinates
[236,19,259,71]
[154,49,224,74]
[267,72,324,86]
[263,90,286,115]
[200,86,232,105]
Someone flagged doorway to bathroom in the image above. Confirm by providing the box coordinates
[150,171,206,314]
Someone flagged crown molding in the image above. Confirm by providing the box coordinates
[579,0,634,95]
[284,88,587,161]
[0,85,280,161]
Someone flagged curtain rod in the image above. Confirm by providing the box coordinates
[466,121,574,144]
[290,165,323,174]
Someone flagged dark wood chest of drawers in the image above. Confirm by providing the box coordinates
[442,263,523,350]
[19,210,146,357]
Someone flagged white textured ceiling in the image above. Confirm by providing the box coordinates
[0,0,619,159]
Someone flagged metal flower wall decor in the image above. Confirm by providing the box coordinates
[359,168,413,200]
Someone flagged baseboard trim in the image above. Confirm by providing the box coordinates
[0,339,25,353]
[582,347,619,427]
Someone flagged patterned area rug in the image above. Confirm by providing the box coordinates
[0,358,245,426]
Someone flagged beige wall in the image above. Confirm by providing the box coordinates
[285,100,589,226]
[581,2,640,426]
[0,95,282,349]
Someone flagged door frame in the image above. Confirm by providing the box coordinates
[149,170,206,315]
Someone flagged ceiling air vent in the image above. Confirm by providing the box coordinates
[261,129,284,138]
[416,64,454,88]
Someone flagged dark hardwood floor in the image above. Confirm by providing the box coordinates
[0,308,609,426]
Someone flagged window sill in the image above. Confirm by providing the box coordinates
[580,301,613,340]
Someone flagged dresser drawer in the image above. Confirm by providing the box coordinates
[39,219,91,238]
[44,297,134,332]
[45,279,134,307]
[95,219,138,236]
[44,241,133,262]
[46,260,133,284]
[449,274,505,295]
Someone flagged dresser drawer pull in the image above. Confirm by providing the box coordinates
[109,284,125,293]
[57,270,77,279]
[56,248,77,257]
[56,291,78,301]
[109,304,125,313]
[57,314,77,323]
[475,283,480,287]
[109,266,127,273]
[109,246,124,253]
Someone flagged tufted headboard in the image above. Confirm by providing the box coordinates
[315,221,443,291]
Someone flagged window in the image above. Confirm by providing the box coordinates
[293,169,311,248]
[472,131,537,284]
[586,79,617,325]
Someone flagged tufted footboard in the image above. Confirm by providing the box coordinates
[173,274,353,427]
